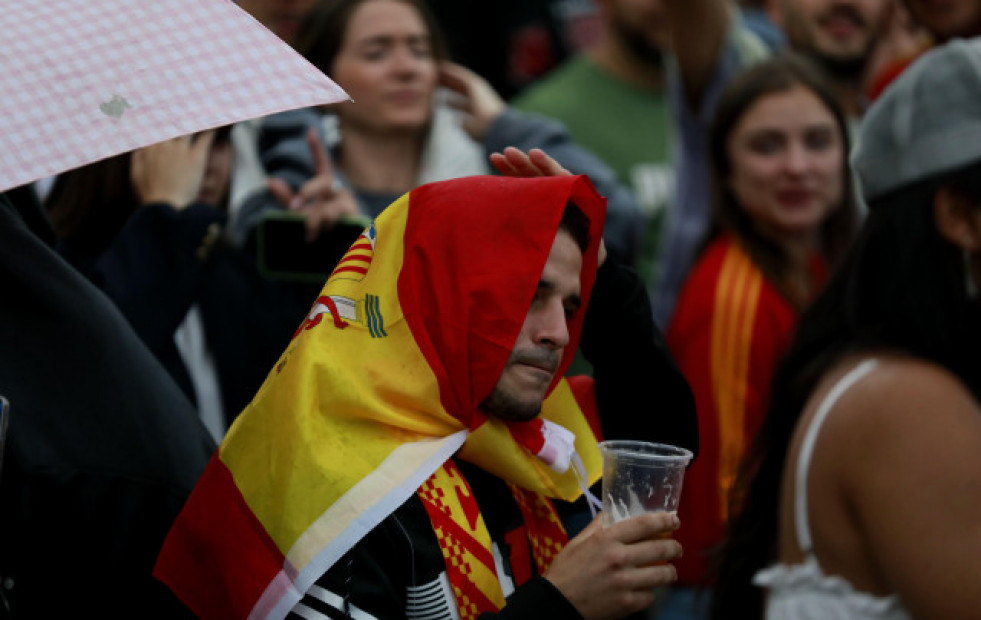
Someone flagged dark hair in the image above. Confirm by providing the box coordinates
[558,201,590,254]
[45,152,137,256]
[294,0,448,76]
[709,158,981,618]
[708,52,858,306]
[212,124,233,146]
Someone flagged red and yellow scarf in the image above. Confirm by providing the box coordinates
[154,175,606,620]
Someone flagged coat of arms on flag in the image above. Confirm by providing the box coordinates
[284,220,386,371]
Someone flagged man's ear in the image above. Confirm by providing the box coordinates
[934,186,981,252]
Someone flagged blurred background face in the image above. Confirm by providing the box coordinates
[603,0,670,66]
[726,85,844,241]
[237,0,320,45]
[329,0,438,136]
[776,0,890,75]
[904,0,981,39]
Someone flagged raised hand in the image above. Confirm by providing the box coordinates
[489,146,571,178]
[544,512,682,620]
[267,127,360,242]
[490,147,607,265]
[438,61,507,141]
[131,130,214,209]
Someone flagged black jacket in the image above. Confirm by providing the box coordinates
[60,200,325,429]
[0,192,214,619]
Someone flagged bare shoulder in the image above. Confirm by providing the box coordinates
[816,354,981,472]
[839,355,977,421]
[808,355,981,617]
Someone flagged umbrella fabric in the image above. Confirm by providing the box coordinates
[0,0,347,192]
[154,174,607,620]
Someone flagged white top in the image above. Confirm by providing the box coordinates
[174,304,226,444]
[753,359,912,620]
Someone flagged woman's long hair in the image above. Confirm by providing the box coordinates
[708,52,859,305]
[45,152,136,257]
[709,159,981,618]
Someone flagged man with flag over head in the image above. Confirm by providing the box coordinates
[154,148,697,620]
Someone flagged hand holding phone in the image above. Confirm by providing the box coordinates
[266,128,360,242]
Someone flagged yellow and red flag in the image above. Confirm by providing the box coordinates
[154,174,607,620]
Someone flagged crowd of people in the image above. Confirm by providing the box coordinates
[2,0,981,618]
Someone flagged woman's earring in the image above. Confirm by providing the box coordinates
[964,248,978,300]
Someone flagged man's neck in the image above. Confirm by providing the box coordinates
[588,37,664,91]
[800,50,869,118]
[833,78,866,119]
[338,128,424,195]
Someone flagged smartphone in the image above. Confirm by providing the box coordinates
[256,211,370,283]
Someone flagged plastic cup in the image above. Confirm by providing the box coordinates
[598,440,693,526]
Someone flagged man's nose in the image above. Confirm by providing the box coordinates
[532,299,571,350]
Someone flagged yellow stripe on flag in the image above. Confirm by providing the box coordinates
[711,243,762,521]
[461,379,602,501]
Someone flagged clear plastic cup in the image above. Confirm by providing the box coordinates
[598,440,693,526]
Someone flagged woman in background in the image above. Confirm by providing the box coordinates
[232,0,644,264]
[713,38,981,619]
[661,53,857,619]
[46,128,311,441]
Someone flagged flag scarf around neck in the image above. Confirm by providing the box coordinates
[154,175,607,620]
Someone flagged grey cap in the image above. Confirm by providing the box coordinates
[852,38,981,202]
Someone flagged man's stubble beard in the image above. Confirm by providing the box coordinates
[797,4,879,83]
[612,14,666,70]
[480,347,560,422]
[479,385,544,423]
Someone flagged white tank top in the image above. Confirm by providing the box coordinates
[752,359,912,620]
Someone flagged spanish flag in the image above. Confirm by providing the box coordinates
[154,174,607,619]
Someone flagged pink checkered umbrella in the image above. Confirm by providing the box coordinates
[0,0,348,192]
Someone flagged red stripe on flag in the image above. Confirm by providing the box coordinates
[567,375,602,441]
[154,454,286,620]
[350,241,373,252]
[337,253,372,265]
[333,265,368,276]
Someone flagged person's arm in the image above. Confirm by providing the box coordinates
[651,2,769,330]
[665,0,732,112]
[90,134,224,350]
[826,358,981,617]
[93,202,225,351]
[579,254,698,457]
